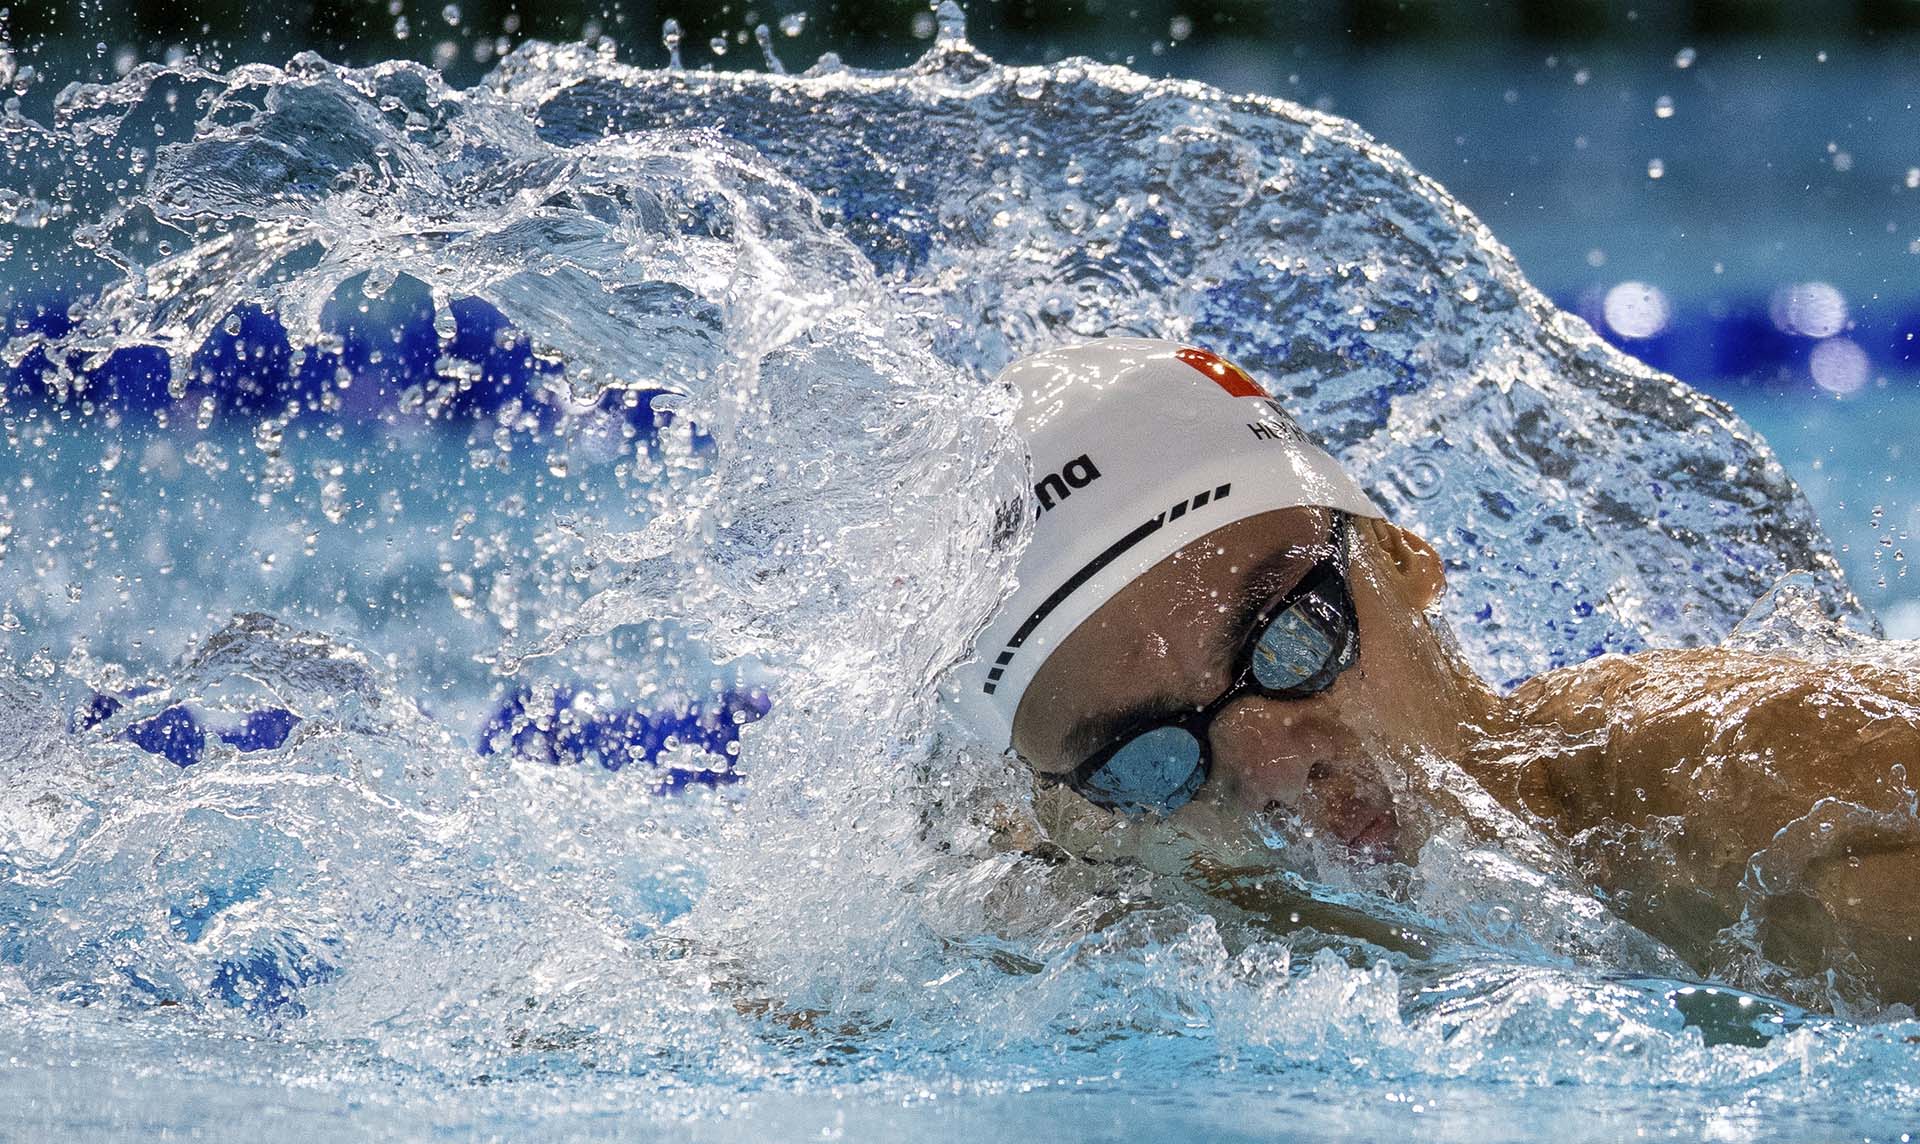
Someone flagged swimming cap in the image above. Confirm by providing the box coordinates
[949,337,1383,750]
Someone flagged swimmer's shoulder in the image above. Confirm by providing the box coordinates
[1507,650,1674,731]
[1512,645,1920,735]
[1507,646,1920,838]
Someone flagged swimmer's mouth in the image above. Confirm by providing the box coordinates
[1297,757,1399,858]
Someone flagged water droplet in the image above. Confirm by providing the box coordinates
[1653,95,1674,119]
[660,19,684,68]
[1646,157,1665,179]
[709,36,728,57]
[780,12,808,37]
[321,480,348,524]
[933,0,968,43]
[1673,46,1696,68]
[755,25,786,74]
[441,4,460,25]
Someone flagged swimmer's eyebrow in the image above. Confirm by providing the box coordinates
[1059,697,1188,765]
[1202,543,1325,669]
[1054,544,1322,765]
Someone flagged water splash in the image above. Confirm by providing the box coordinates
[2,13,1916,1139]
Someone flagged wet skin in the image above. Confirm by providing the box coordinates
[1010,507,1920,1012]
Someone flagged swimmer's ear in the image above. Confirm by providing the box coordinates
[1359,518,1446,610]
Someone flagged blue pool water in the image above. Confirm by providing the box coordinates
[1736,389,1920,637]
[3,9,1920,1140]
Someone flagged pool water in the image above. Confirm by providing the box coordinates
[1737,388,1920,637]
[3,9,1919,1140]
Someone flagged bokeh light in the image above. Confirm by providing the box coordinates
[1769,282,1849,338]
[1602,281,1671,339]
[1810,337,1871,395]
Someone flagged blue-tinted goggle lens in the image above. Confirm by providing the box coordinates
[1079,725,1208,815]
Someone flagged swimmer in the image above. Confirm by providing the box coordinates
[950,337,1920,1013]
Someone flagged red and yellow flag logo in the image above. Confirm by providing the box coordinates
[1175,346,1268,398]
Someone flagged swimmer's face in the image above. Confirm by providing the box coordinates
[1010,507,1461,859]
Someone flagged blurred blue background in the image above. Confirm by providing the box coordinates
[6,0,1918,629]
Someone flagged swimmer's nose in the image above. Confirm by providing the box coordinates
[1205,698,1391,840]
[1204,698,1326,809]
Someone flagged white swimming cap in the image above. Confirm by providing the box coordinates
[949,337,1384,750]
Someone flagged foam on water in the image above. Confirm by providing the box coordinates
[3,8,1917,1138]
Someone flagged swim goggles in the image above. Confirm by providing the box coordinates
[1042,512,1358,817]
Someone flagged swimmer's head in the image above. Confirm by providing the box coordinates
[948,337,1383,752]
[950,340,1497,858]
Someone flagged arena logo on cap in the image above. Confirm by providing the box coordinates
[1035,454,1101,514]
[1176,346,1268,398]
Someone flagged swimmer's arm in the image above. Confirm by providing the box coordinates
[1785,839,1920,1005]
[1531,749,1920,1006]
[1502,650,1920,1006]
